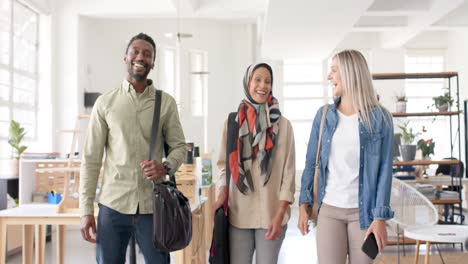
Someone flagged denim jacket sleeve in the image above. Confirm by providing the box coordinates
[298,106,324,206]
[372,110,395,220]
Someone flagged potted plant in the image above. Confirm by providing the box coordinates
[395,94,407,113]
[397,121,420,161]
[432,92,453,112]
[417,138,435,160]
[6,120,27,176]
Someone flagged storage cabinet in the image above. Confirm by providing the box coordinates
[0,178,22,256]
[372,72,464,224]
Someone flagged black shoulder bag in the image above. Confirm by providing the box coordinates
[150,90,192,252]
[209,112,237,264]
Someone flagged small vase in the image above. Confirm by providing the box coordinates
[400,145,416,161]
[396,101,407,113]
[437,104,448,112]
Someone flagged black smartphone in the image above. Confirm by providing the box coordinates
[361,233,378,259]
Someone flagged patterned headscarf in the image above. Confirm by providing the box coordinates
[229,63,281,194]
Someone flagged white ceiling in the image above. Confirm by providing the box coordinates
[75,0,468,60]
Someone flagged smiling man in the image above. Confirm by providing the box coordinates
[79,33,186,264]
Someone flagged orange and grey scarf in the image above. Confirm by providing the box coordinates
[228,63,281,194]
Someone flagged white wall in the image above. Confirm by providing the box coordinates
[78,17,255,165]
[50,0,80,154]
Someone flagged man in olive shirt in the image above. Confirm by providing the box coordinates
[79,33,186,263]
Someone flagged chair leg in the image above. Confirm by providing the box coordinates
[414,240,420,264]
[424,241,431,264]
[397,224,400,264]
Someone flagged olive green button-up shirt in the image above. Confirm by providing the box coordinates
[79,79,186,216]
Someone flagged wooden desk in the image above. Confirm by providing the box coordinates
[1,201,208,264]
[175,198,207,264]
[0,204,80,264]
[201,184,215,248]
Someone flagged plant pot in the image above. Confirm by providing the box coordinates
[437,104,449,112]
[399,145,416,161]
[0,159,19,177]
[395,101,407,113]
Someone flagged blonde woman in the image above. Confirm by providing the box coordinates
[298,50,394,264]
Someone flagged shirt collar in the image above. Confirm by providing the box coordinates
[331,96,341,112]
[122,79,155,96]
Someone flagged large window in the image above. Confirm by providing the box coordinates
[283,62,330,170]
[404,50,450,159]
[159,46,177,99]
[0,0,39,158]
[189,50,208,117]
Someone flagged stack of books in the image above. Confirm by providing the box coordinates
[439,191,459,200]
[415,183,437,200]
[393,165,416,180]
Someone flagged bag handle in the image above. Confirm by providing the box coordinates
[312,104,329,206]
[224,112,237,212]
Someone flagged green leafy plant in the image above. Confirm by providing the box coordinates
[397,121,420,145]
[417,139,435,157]
[8,120,27,160]
[432,92,453,109]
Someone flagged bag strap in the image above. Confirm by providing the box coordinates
[312,104,329,204]
[149,90,162,161]
[224,112,237,212]
[149,90,177,187]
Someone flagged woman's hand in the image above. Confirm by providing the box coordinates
[298,204,311,236]
[212,186,227,211]
[364,219,387,253]
[266,201,288,240]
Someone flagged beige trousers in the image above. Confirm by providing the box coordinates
[316,203,373,264]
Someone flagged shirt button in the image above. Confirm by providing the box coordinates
[327,140,330,142]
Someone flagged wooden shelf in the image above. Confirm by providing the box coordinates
[372,72,458,80]
[394,160,461,166]
[431,199,461,205]
[35,167,81,173]
[392,111,461,117]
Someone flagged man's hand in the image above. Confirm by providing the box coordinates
[80,215,96,243]
[140,160,167,180]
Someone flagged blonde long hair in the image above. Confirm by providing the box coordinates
[334,49,390,131]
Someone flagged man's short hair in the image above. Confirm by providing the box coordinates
[126,33,157,62]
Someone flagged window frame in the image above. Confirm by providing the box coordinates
[0,0,39,158]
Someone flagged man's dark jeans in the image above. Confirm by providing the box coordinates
[96,203,170,264]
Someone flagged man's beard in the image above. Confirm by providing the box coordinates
[130,71,149,81]
[128,64,151,81]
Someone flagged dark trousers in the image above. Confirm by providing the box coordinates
[96,203,170,264]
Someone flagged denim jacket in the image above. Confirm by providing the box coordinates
[299,97,395,229]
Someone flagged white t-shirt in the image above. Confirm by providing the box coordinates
[322,109,360,208]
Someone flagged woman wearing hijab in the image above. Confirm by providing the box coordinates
[298,50,394,264]
[213,63,296,264]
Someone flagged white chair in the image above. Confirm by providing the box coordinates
[388,178,438,262]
